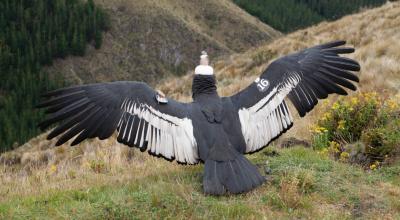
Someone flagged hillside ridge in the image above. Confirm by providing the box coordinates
[47,0,280,85]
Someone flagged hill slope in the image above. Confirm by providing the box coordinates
[48,0,280,84]
[1,2,400,219]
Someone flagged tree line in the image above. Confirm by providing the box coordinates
[0,0,109,151]
[233,0,387,33]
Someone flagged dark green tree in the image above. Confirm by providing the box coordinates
[94,30,102,49]
[233,0,386,33]
[0,0,109,151]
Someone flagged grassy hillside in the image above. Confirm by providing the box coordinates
[48,0,280,85]
[1,2,400,219]
[1,146,399,219]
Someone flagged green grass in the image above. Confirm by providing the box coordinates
[1,147,399,219]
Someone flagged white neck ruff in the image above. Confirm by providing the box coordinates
[195,65,214,75]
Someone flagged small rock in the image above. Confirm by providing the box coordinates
[263,149,279,157]
[264,166,272,175]
[280,137,311,148]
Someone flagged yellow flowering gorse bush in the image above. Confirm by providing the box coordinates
[311,92,400,169]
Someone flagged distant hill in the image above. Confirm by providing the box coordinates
[48,0,280,85]
[233,0,387,32]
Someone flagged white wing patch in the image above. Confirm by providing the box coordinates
[238,72,301,153]
[117,99,198,164]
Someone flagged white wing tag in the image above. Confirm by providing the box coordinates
[255,77,270,92]
[155,90,168,104]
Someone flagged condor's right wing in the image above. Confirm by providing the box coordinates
[229,41,360,153]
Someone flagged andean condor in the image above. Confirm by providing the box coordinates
[37,41,360,195]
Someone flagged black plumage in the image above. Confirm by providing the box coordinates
[38,41,360,195]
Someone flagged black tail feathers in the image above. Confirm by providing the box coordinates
[203,155,265,195]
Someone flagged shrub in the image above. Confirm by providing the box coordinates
[311,92,400,169]
[89,159,108,174]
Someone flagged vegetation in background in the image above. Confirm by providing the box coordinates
[0,0,109,151]
[311,93,400,169]
[233,0,386,32]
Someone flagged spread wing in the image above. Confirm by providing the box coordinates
[230,41,360,153]
[37,81,198,164]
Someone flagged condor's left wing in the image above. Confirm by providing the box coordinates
[37,81,199,164]
[229,41,360,153]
